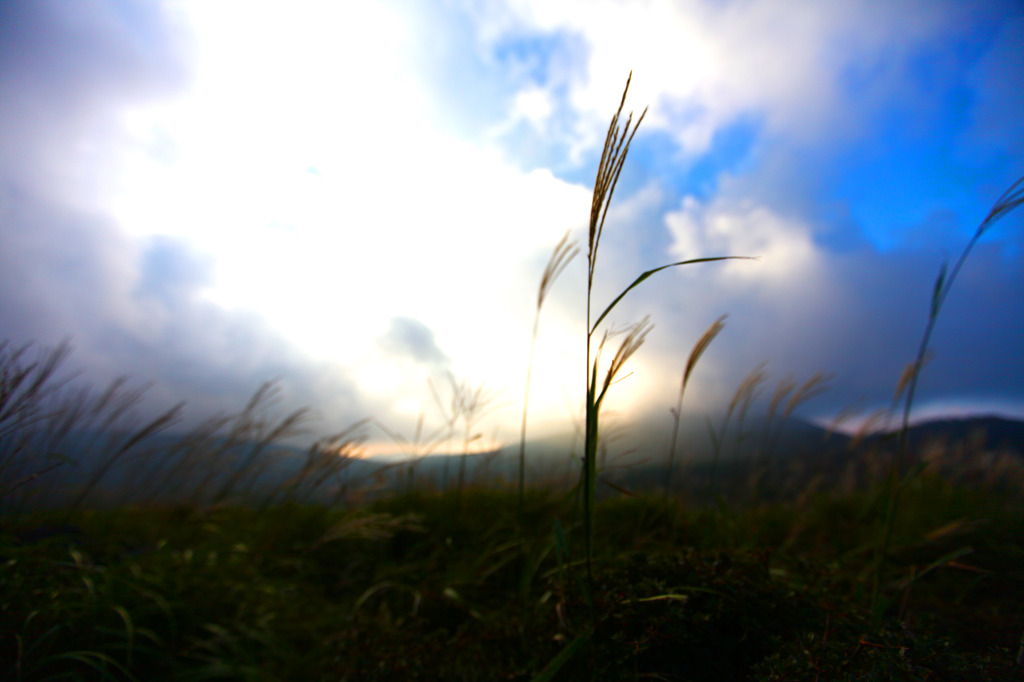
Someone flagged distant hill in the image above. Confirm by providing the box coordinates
[866,416,1024,453]
[4,415,1021,510]
[368,413,855,498]
[457,414,1024,501]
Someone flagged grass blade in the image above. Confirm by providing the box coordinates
[530,628,592,682]
[590,257,753,334]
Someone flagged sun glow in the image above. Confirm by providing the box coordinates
[100,1,612,433]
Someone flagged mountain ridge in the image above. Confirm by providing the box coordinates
[4,415,1021,509]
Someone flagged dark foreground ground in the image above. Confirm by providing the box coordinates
[2,471,1023,681]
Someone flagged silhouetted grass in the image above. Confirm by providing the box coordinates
[578,72,749,596]
[871,173,1024,624]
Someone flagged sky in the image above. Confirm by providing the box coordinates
[1,0,1022,455]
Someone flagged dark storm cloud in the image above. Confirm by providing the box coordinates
[963,16,1024,159]
[0,184,365,434]
[0,2,365,437]
[635,195,1024,429]
[0,0,193,313]
[0,1,190,198]
[761,239,1021,413]
[378,317,450,366]
[0,1,188,93]
[0,184,136,346]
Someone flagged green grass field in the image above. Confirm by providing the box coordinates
[2,477,1022,680]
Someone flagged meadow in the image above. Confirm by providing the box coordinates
[2,77,1023,680]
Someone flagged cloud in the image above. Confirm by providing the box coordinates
[0,0,598,444]
[379,317,450,366]
[665,194,819,286]
[136,235,214,307]
[0,184,364,431]
[0,0,195,344]
[962,16,1024,159]
[0,1,191,206]
[0,186,141,348]
[625,187,1024,430]
[0,1,369,435]
[465,0,983,162]
[1,0,1020,455]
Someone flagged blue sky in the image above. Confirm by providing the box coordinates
[0,0,1021,452]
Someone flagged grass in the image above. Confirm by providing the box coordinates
[870,173,1024,624]
[520,231,579,515]
[580,73,750,593]
[666,315,726,497]
[1,77,1023,680]
[2,480,1021,680]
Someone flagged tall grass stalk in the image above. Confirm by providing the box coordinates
[271,420,368,507]
[752,372,831,499]
[871,173,1024,620]
[580,73,749,587]
[454,379,495,500]
[1,340,363,511]
[520,232,579,514]
[730,363,769,461]
[666,315,726,495]
[428,374,462,491]
[707,364,767,499]
[375,413,450,492]
[67,399,185,515]
[0,339,193,515]
[0,340,76,504]
[428,372,495,500]
[211,382,308,504]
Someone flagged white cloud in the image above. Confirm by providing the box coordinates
[466,0,967,157]
[89,1,608,441]
[494,85,556,135]
[665,192,819,287]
